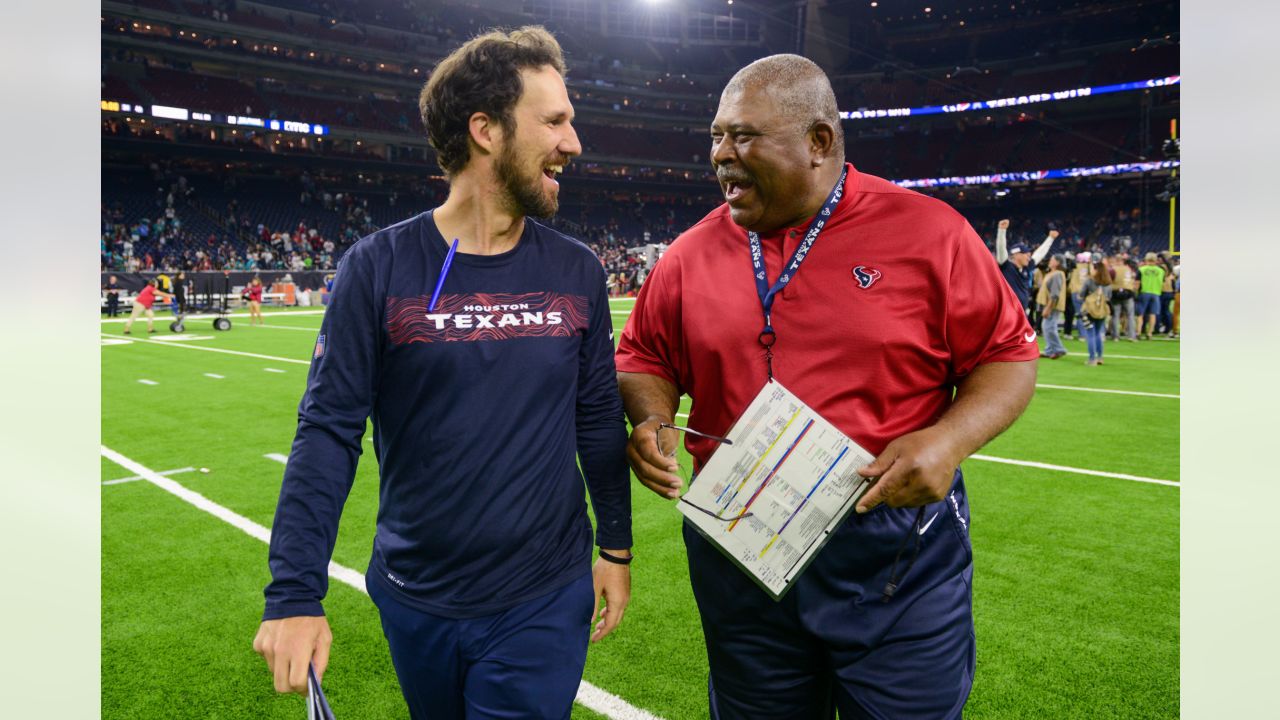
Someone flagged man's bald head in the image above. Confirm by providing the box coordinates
[722,54,844,159]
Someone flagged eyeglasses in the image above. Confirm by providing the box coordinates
[658,422,753,522]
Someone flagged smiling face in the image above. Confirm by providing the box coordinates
[493,65,581,219]
[710,86,827,233]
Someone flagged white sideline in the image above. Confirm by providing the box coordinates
[265,368,287,373]
[101,446,664,720]
[204,373,225,379]
[673,412,1178,487]
[138,379,158,385]
[115,339,1183,404]
[103,466,195,486]
[103,334,312,365]
[264,453,290,465]
[968,454,1179,488]
[1035,383,1179,399]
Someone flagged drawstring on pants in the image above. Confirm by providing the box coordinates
[882,506,927,603]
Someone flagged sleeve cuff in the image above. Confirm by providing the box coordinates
[262,600,326,622]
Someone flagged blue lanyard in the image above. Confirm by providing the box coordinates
[747,168,848,379]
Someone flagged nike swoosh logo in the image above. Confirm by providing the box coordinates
[1024,331,1037,342]
[918,512,939,535]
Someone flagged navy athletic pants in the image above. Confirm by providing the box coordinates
[686,470,975,720]
[367,570,594,720]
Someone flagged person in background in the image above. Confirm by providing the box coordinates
[1108,254,1137,342]
[104,275,121,317]
[246,276,265,326]
[1136,252,1166,340]
[1157,253,1176,336]
[1169,260,1181,338]
[994,220,1057,318]
[1079,259,1113,366]
[1066,252,1090,340]
[1037,254,1068,359]
[173,270,189,316]
[122,279,173,334]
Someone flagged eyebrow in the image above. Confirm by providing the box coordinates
[542,109,574,123]
[711,122,759,134]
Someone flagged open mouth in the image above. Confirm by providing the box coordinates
[723,180,753,202]
[543,164,564,182]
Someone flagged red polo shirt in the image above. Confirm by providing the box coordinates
[616,164,1038,467]
[136,285,158,309]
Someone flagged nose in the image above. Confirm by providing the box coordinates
[561,121,582,158]
[711,134,734,168]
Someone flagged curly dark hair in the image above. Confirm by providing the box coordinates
[419,26,566,176]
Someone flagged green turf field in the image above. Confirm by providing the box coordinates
[101,301,1179,719]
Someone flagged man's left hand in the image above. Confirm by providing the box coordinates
[855,426,961,513]
[590,551,631,643]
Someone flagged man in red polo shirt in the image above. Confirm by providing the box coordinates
[616,54,1038,719]
[123,279,173,335]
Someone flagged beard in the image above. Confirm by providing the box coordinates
[495,140,558,219]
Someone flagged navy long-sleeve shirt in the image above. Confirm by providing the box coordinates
[263,211,632,620]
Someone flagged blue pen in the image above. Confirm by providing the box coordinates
[428,238,459,311]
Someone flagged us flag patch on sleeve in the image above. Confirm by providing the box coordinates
[314,334,326,358]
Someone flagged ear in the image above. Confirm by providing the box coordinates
[468,111,501,156]
[808,121,837,167]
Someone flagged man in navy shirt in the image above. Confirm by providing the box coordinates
[253,27,633,719]
[995,218,1057,317]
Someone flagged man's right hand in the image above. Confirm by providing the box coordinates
[253,615,332,695]
[997,219,1010,229]
[625,417,683,499]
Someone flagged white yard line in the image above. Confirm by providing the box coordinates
[575,683,664,720]
[1035,383,1179,399]
[968,454,1179,488]
[150,334,214,343]
[137,379,158,385]
[100,447,662,719]
[101,309,327,324]
[103,466,195,486]
[264,368,287,373]
[264,453,290,465]
[204,373,225,379]
[104,334,312,366]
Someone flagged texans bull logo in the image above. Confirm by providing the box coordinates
[852,265,882,289]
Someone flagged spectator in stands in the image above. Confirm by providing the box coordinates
[122,279,173,335]
[104,275,121,317]
[254,26,631,720]
[1079,259,1113,366]
[1038,254,1068,359]
[1136,252,1166,340]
